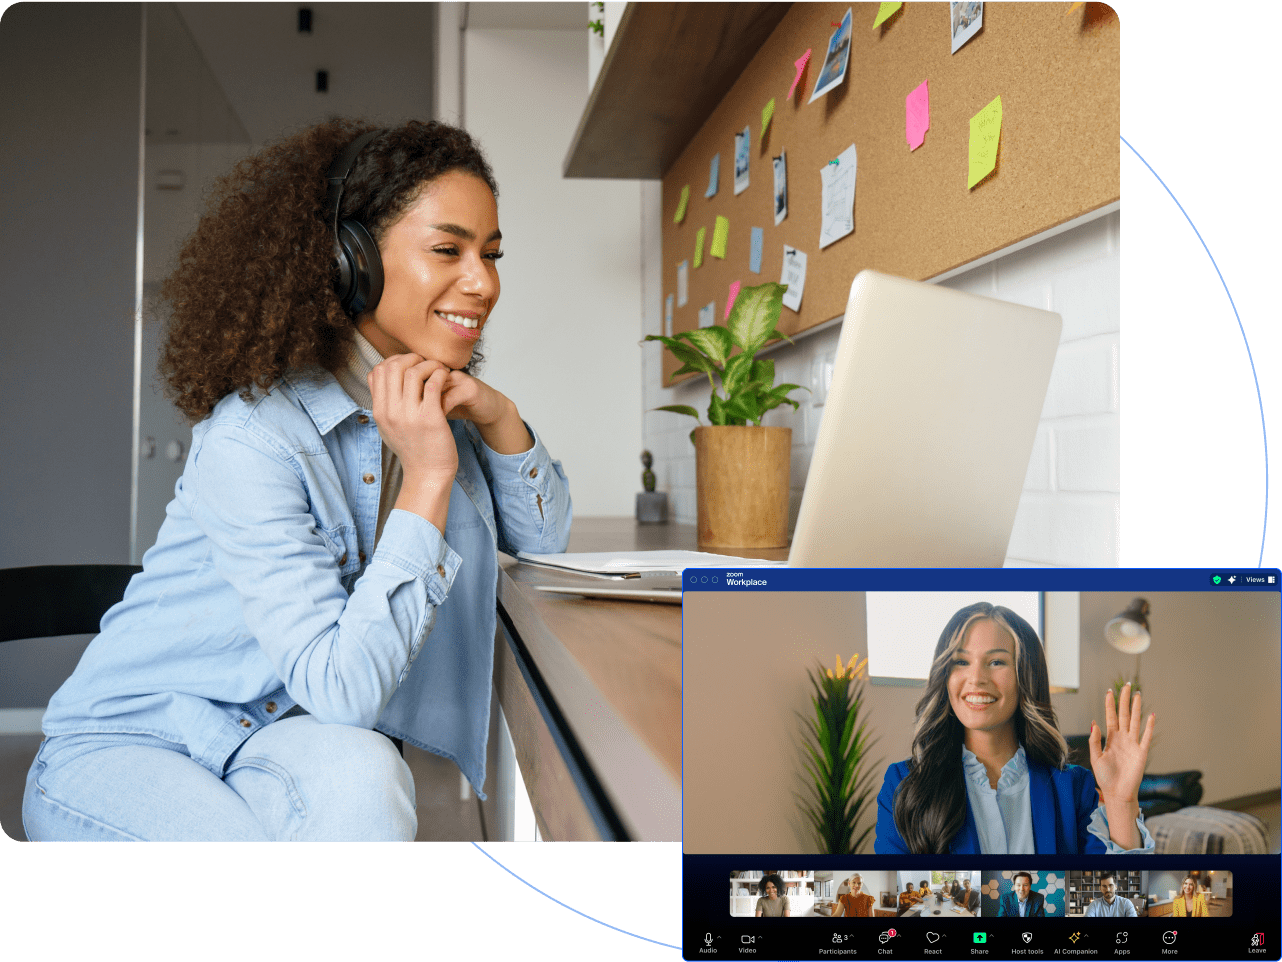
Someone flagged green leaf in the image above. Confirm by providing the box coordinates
[749,358,775,388]
[679,326,734,367]
[652,404,701,421]
[649,337,716,381]
[721,352,754,398]
[726,281,786,357]
[707,392,729,426]
[724,393,763,424]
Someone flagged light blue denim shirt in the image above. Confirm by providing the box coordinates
[962,745,1155,854]
[41,369,571,797]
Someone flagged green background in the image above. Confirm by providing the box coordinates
[5,0,1276,959]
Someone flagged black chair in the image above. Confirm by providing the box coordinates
[0,563,404,756]
[0,564,141,644]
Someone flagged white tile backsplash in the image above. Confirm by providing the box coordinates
[640,200,1121,566]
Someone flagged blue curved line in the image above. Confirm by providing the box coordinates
[470,842,681,951]
[1121,135,1269,565]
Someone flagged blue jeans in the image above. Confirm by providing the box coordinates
[23,716,416,841]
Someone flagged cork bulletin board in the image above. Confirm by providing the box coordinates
[660,2,1119,385]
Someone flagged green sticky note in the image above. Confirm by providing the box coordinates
[761,98,775,140]
[694,226,706,268]
[873,2,902,28]
[710,216,729,259]
[674,184,690,224]
[967,95,1002,189]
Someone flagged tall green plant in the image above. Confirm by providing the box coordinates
[798,653,880,855]
[645,281,805,441]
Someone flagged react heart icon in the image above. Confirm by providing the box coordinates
[926,933,940,944]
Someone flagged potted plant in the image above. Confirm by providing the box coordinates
[644,281,805,549]
[798,653,880,855]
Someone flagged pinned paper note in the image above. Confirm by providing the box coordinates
[733,125,750,195]
[677,260,689,307]
[724,281,741,321]
[950,1,984,54]
[674,184,690,223]
[967,95,1002,189]
[698,301,716,329]
[761,98,775,140]
[873,2,901,27]
[772,151,788,225]
[906,80,930,151]
[749,227,764,274]
[789,48,812,100]
[1068,2,1083,10]
[694,227,706,268]
[780,246,807,312]
[819,143,857,249]
[706,154,720,198]
[664,293,674,337]
[710,216,729,259]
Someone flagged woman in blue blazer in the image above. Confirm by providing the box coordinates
[875,602,1156,855]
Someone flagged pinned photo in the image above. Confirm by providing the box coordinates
[773,151,788,225]
[734,125,751,195]
[950,2,983,54]
[809,7,853,103]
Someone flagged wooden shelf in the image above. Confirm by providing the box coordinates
[562,2,792,179]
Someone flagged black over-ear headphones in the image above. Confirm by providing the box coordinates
[325,129,386,315]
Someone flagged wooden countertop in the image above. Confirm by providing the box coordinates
[496,516,785,840]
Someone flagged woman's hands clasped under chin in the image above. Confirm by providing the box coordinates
[369,353,533,533]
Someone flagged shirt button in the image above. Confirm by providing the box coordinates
[357,414,369,424]
[239,719,252,728]
[339,553,348,565]
[363,473,376,484]
[528,467,538,478]
[358,551,367,563]
[265,702,277,713]
[436,564,446,577]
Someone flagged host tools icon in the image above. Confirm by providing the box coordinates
[1021,933,1033,944]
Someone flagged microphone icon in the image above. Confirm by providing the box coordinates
[704,932,714,947]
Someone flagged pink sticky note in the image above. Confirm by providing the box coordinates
[906,79,930,151]
[724,281,742,320]
[788,49,812,101]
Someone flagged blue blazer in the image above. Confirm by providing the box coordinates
[874,757,1106,854]
[997,891,1047,918]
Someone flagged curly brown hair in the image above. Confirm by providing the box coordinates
[158,118,498,422]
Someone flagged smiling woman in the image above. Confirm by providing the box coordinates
[875,602,1157,856]
[23,119,572,842]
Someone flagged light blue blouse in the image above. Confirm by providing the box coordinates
[962,746,1155,854]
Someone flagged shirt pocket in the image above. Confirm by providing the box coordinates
[317,524,362,578]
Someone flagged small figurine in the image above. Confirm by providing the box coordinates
[636,449,668,523]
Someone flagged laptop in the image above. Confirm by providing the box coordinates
[787,269,1061,567]
[528,268,1062,599]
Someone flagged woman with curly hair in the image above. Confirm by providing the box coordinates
[23,119,571,841]
[875,602,1156,854]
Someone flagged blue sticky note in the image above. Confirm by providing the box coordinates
[749,227,764,274]
[705,153,720,197]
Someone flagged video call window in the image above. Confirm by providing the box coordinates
[680,569,1278,960]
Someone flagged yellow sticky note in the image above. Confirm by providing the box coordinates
[967,95,1002,189]
[694,226,706,268]
[873,2,902,28]
[761,99,775,140]
[710,216,729,259]
[674,184,690,224]
[1068,2,1084,10]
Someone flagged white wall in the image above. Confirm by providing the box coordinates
[462,27,642,517]
[641,192,1122,567]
